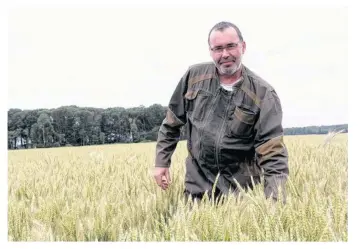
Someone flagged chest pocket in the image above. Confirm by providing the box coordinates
[185,88,213,122]
[229,105,257,138]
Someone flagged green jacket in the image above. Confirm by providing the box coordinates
[155,62,289,201]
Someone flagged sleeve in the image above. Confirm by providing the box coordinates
[254,89,289,203]
[154,69,189,168]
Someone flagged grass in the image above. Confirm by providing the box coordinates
[8,134,348,241]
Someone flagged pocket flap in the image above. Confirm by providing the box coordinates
[234,106,256,125]
[184,89,199,100]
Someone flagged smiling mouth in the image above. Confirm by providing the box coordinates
[221,61,233,66]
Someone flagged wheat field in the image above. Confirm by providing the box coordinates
[8,134,348,241]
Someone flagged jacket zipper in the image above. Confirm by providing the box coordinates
[215,90,234,169]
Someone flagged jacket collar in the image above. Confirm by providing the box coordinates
[213,63,250,90]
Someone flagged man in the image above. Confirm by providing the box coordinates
[153,21,289,203]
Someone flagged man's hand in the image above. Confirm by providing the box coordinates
[153,167,171,190]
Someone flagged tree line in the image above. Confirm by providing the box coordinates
[284,124,348,136]
[8,105,348,149]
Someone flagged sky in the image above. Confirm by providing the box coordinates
[7,5,348,128]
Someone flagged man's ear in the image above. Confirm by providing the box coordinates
[242,41,247,53]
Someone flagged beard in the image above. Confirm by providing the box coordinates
[214,59,242,76]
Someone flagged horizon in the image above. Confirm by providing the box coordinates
[7,103,348,129]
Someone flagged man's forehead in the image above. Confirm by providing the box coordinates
[209,27,239,45]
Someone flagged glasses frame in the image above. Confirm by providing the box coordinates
[210,41,242,54]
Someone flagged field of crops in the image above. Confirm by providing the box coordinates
[8,134,348,241]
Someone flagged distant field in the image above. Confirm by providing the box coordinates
[8,134,348,241]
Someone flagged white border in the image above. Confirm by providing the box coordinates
[2,0,357,249]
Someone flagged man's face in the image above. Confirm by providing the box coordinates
[209,27,246,76]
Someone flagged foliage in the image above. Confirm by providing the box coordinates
[8,106,347,150]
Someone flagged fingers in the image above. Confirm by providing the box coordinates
[153,168,171,190]
[160,176,169,190]
[165,170,171,184]
[154,174,163,187]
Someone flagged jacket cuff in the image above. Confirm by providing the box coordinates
[155,165,170,168]
[264,174,287,203]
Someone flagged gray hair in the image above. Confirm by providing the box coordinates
[208,21,244,45]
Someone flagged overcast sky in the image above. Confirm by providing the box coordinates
[8,5,347,128]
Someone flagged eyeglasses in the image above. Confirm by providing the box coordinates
[210,42,241,54]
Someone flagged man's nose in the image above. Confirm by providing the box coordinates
[221,48,230,57]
